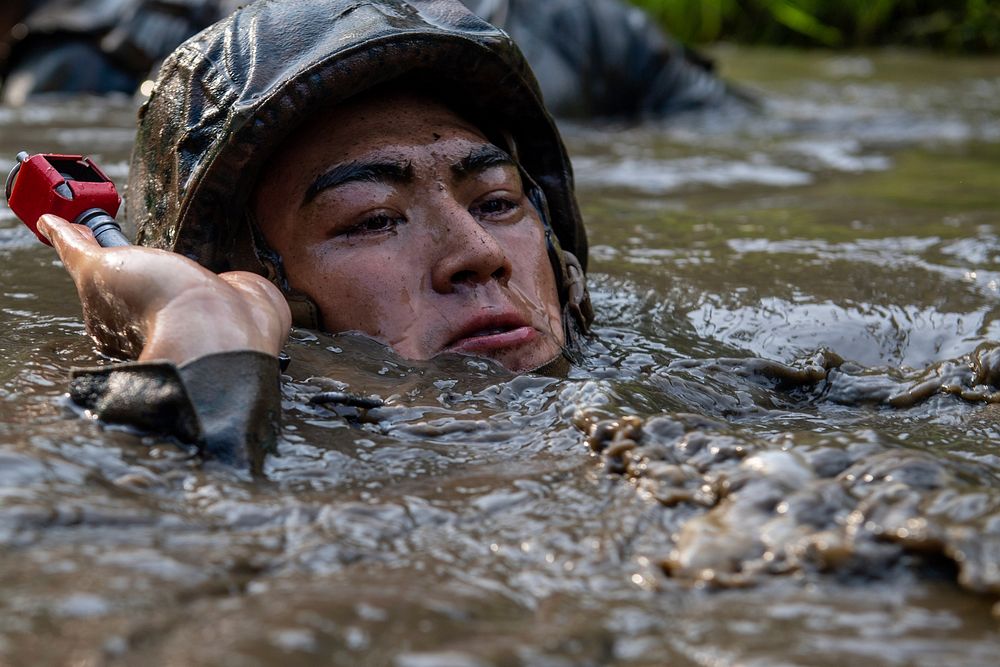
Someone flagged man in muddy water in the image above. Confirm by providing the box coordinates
[0,0,742,117]
[37,0,595,471]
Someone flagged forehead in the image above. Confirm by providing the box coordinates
[282,91,493,164]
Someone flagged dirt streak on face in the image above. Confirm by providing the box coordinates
[252,91,565,372]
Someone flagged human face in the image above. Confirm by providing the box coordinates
[252,92,565,372]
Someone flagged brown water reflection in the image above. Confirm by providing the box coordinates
[1,49,1000,665]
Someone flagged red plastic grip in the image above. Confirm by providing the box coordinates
[7,154,121,246]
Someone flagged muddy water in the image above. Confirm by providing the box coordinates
[1,49,1000,665]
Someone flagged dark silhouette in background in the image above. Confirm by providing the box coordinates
[0,0,749,117]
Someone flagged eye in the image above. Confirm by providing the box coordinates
[341,212,405,237]
[470,196,520,221]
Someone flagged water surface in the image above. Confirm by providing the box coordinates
[1,48,999,665]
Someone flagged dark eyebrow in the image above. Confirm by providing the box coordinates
[304,160,414,205]
[451,145,516,179]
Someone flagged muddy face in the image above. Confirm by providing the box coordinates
[253,91,565,373]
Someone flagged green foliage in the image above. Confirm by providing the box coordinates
[628,0,1000,51]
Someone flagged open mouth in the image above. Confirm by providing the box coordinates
[445,316,538,354]
[468,326,516,338]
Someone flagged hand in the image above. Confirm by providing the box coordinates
[38,214,292,365]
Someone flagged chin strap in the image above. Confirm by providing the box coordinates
[559,248,593,361]
[244,210,323,330]
[562,249,592,334]
[522,172,593,342]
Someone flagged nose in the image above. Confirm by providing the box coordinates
[430,207,512,294]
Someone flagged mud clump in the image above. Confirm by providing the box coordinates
[578,412,1000,600]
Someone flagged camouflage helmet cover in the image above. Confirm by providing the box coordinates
[128,0,590,327]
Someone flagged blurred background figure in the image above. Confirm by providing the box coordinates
[0,0,237,105]
[0,0,748,117]
[462,0,746,117]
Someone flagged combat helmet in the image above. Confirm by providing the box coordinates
[127,0,592,334]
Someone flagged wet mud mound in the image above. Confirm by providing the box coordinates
[581,410,1000,604]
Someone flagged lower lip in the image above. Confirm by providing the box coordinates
[448,326,538,354]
